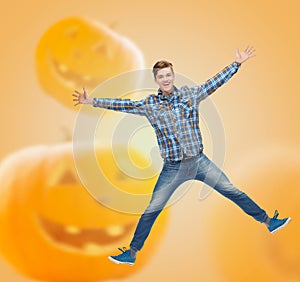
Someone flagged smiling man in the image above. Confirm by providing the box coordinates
[73,46,291,266]
[155,61,174,94]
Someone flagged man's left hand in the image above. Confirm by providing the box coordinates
[236,46,256,64]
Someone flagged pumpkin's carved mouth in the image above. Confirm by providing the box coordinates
[47,49,106,90]
[37,215,135,255]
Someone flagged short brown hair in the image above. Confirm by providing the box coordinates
[152,60,174,78]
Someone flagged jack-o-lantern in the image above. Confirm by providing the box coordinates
[35,17,144,109]
[0,143,168,281]
[204,149,299,281]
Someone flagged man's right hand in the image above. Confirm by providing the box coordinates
[72,86,94,106]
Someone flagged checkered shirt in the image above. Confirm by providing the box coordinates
[93,61,241,161]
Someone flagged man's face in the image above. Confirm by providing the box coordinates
[154,67,175,94]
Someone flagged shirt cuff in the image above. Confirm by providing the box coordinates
[92,97,98,107]
[233,61,241,67]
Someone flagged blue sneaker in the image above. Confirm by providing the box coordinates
[268,210,291,234]
[108,247,136,266]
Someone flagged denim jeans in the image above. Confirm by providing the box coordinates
[130,153,268,251]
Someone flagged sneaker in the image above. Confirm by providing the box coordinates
[268,210,291,234]
[108,247,136,266]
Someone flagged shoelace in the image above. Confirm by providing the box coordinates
[273,210,279,219]
[118,247,128,253]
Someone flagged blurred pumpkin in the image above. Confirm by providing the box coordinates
[0,143,169,282]
[35,17,144,109]
[204,148,299,282]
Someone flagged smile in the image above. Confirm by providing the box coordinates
[36,215,136,256]
[47,50,104,90]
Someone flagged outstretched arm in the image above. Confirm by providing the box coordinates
[193,46,256,101]
[72,87,147,116]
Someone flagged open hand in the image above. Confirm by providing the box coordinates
[236,46,256,64]
[72,87,93,106]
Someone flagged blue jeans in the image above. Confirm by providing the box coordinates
[130,153,268,251]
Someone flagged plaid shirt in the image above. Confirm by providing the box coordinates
[93,61,241,161]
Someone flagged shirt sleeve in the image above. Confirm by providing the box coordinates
[93,97,147,116]
[191,61,241,102]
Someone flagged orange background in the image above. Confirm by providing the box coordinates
[1,0,300,281]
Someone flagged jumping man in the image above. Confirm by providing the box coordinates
[73,46,291,266]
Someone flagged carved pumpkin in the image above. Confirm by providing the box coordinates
[0,143,168,281]
[35,17,144,109]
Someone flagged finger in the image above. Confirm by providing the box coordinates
[73,98,78,101]
[248,50,255,57]
[83,86,87,99]
[249,50,255,56]
[236,48,240,56]
[248,46,255,54]
[75,90,82,95]
[249,46,255,52]
[74,102,79,107]
[72,94,78,97]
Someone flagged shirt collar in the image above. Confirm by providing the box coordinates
[158,85,179,100]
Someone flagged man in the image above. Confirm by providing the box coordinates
[72,46,291,266]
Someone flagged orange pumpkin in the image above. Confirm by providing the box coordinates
[204,148,299,281]
[0,143,169,281]
[35,17,144,109]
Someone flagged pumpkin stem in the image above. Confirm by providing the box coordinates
[60,125,72,142]
[108,20,118,29]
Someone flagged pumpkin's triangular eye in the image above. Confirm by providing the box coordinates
[47,163,78,187]
[92,41,114,58]
[64,26,78,39]
[59,169,78,185]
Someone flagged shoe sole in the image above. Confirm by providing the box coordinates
[108,256,135,266]
[270,217,291,234]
